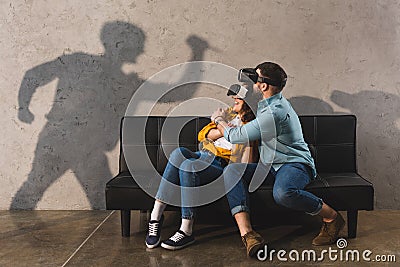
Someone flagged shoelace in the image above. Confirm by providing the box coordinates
[170,231,185,242]
[148,222,159,236]
[319,222,334,238]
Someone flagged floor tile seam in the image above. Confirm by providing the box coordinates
[60,210,115,267]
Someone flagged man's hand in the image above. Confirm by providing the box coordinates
[211,108,225,122]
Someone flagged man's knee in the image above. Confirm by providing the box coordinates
[273,187,298,207]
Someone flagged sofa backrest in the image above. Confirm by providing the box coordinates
[120,115,356,174]
[299,115,356,173]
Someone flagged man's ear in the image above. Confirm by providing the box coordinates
[261,83,269,92]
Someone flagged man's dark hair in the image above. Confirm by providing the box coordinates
[256,62,287,91]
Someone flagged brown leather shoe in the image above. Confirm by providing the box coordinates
[242,230,265,257]
[312,212,345,246]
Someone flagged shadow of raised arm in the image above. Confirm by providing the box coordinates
[18,60,59,123]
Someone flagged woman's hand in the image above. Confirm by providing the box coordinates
[211,108,225,122]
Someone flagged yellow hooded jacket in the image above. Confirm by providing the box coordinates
[198,109,248,163]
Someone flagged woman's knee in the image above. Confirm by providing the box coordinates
[170,147,188,158]
[179,158,196,174]
[168,147,191,166]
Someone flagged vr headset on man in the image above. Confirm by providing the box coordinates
[238,68,287,88]
[227,67,287,99]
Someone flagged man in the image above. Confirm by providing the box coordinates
[211,62,345,257]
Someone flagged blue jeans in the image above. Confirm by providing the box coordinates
[155,147,226,219]
[223,162,323,216]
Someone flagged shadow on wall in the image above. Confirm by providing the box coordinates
[290,90,400,208]
[289,96,336,115]
[11,20,212,209]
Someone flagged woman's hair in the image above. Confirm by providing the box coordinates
[240,100,256,123]
[224,97,257,123]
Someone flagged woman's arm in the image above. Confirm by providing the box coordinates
[206,128,223,140]
[198,122,223,142]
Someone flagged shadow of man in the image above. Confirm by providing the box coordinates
[12,21,146,209]
[288,95,336,115]
[12,20,211,209]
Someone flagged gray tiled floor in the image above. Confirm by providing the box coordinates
[1,210,399,266]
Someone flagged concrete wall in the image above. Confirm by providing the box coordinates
[1,0,399,209]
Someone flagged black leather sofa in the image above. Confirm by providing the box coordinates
[106,115,374,238]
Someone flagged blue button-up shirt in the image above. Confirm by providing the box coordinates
[224,92,316,178]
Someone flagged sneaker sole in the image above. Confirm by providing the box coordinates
[146,238,161,249]
[161,240,195,250]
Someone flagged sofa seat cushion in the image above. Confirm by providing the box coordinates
[106,171,373,212]
[106,171,158,210]
[252,172,374,211]
[305,172,374,211]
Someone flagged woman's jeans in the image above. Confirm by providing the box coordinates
[223,162,323,216]
[155,147,226,219]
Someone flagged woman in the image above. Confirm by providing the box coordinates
[146,85,258,250]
